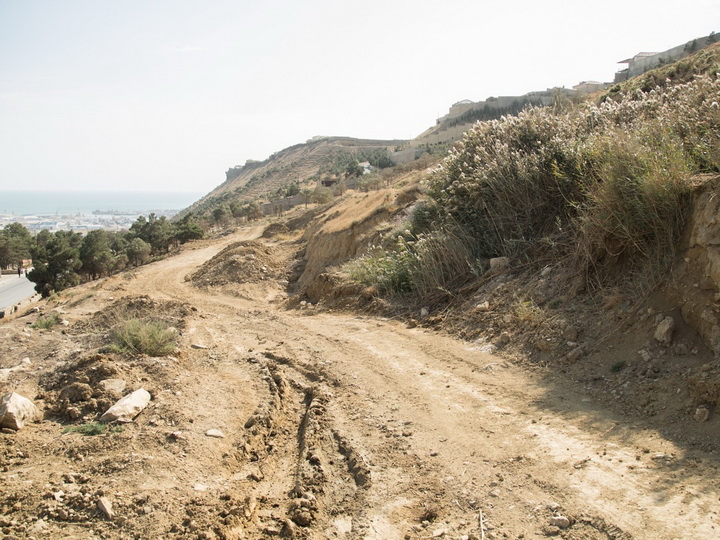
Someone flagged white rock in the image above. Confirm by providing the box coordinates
[98,379,126,394]
[100,388,151,423]
[420,307,430,317]
[191,343,209,350]
[97,496,115,519]
[549,515,570,528]
[654,317,675,344]
[205,428,225,438]
[0,392,40,430]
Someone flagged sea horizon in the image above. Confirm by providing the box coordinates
[0,189,205,216]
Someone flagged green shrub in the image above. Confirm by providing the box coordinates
[109,318,177,356]
[32,312,62,329]
[347,230,478,302]
[63,422,122,435]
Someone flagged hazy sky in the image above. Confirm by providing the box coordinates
[1,1,717,193]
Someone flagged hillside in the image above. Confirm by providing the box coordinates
[179,136,407,222]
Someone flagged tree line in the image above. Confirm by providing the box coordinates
[0,213,204,297]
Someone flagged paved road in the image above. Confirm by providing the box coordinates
[0,275,37,313]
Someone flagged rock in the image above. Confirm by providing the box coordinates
[694,407,710,422]
[97,497,115,519]
[475,301,491,312]
[0,392,40,430]
[489,257,510,273]
[420,307,429,317]
[494,332,511,348]
[0,359,31,382]
[98,379,126,395]
[566,347,583,363]
[291,507,313,527]
[638,349,653,362]
[205,428,225,438]
[99,388,151,423]
[542,525,561,536]
[549,515,570,528]
[654,317,675,345]
[191,343,209,350]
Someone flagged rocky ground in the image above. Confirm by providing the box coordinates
[1,212,720,539]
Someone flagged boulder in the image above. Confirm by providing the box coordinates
[100,388,151,423]
[0,392,40,430]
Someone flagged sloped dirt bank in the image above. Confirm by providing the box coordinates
[291,189,420,302]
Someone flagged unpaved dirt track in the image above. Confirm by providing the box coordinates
[5,227,718,539]
[112,227,720,540]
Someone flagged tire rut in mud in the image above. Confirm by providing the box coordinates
[216,354,371,539]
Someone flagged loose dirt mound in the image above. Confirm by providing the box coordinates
[74,295,193,334]
[190,241,286,289]
[261,222,290,238]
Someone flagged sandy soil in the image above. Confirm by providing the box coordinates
[1,225,719,540]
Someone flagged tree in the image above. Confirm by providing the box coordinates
[345,160,364,179]
[28,230,82,297]
[125,238,151,267]
[129,214,175,254]
[80,230,113,280]
[212,205,230,226]
[175,215,204,243]
[0,223,32,268]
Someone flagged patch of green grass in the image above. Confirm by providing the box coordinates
[31,312,62,330]
[63,422,123,436]
[108,318,177,356]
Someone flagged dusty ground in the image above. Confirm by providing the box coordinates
[1,222,719,540]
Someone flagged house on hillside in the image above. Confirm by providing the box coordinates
[614,32,718,82]
[615,52,659,82]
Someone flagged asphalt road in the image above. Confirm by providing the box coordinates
[0,275,37,313]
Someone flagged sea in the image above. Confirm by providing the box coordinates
[0,190,204,216]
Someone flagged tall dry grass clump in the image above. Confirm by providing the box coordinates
[352,73,720,298]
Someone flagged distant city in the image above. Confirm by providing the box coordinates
[0,209,182,233]
[0,190,203,233]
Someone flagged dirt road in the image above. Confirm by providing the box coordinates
[2,227,718,539]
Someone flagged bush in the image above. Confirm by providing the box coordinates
[32,312,61,329]
[354,74,720,298]
[109,318,177,356]
[347,230,478,302]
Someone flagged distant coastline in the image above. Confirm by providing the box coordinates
[0,190,203,216]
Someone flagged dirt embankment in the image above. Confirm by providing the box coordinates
[290,188,420,302]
